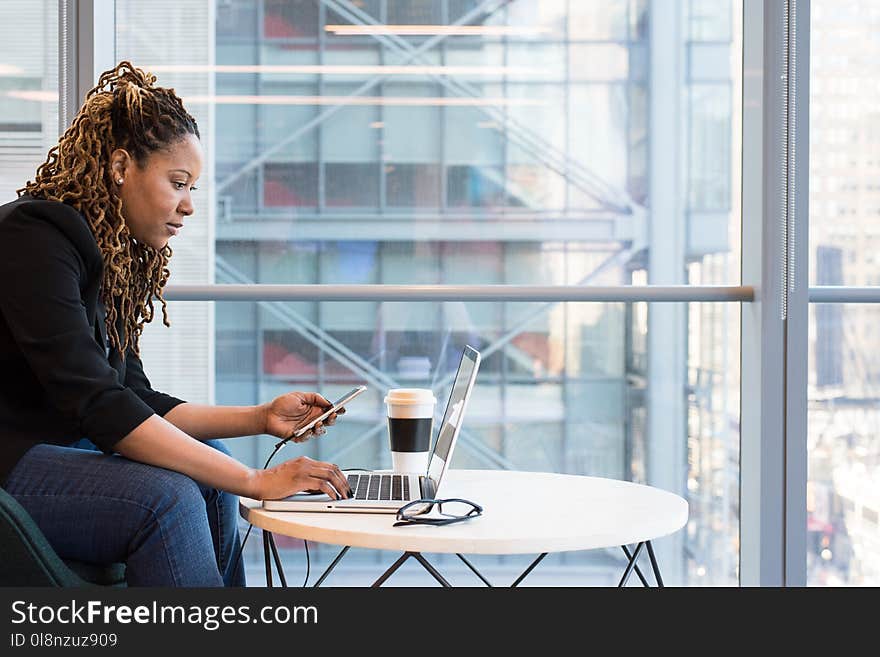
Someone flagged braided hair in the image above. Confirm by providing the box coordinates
[18,61,200,356]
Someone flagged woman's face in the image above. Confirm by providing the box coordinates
[111,133,204,250]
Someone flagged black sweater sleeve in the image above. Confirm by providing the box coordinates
[0,204,157,454]
[123,347,187,417]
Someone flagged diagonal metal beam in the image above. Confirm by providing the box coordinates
[219,0,636,213]
[217,246,634,466]
[217,256,516,469]
[427,246,635,392]
[325,247,636,468]
[216,0,509,194]
[217,256,398,390]
[324,0,635,213]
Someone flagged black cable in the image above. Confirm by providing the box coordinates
[302,468,368,587]
[228,438,288,585]
[300,467,368,587]
[229,523,253,585]
[304,540,310,587]
[229,445,369,587]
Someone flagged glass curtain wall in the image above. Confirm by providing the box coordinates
[0,0,743,586]
[808,0,880,586]
[122,0,742,587]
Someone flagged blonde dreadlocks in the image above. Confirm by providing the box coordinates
[17,61,200,357]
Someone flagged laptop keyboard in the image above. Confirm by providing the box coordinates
[347,473,411,501]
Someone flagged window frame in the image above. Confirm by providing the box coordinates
[65,0,864,587]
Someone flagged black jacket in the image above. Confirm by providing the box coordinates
[0,195,185,484]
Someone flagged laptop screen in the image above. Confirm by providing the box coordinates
[426,345,481,485]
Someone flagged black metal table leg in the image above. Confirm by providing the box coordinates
[313,546,351,588]
[411,553,453,587]
[263,530,273,588]
[267,532,288,587]
[457,554,493,587]
[617,541,645,587]
[261,539,665,588]
[371,552,413,587]
[371,552,453,587]
[646,540,664,587]
[621,545,651,587]
[511,553,548,587]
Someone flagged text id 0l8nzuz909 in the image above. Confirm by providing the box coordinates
[292,385,367,437]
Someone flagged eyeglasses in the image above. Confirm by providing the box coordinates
[394,498,483,527]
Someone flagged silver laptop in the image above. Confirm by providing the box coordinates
[262,345,481,513]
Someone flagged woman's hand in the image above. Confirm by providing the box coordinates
[254,456,352,501]
[262,391,344,443]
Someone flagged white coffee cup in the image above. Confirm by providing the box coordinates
[384,388,436,473]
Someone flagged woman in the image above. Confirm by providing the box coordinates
[0,61,352,586]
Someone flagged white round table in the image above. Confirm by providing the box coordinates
[239,469,689,587]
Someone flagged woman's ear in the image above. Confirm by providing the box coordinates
[109,148,132,186]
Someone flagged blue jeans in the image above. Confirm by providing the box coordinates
[5,439,246,587]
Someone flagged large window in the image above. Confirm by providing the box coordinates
[808,0,880,586]
[2,0,799,587]
[112,0,744,586]
[0,0,58,205]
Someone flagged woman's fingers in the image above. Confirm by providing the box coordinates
[315,463,350,499]
[307,477,340,500]
[268,456,352,500]
[329,463,351,498]
[323,407,344,425]
[300,460,351,498]
[292,422,325,443]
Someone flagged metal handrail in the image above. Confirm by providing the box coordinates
[809,287,880,303]
[161,285,880,303]
[163,284,755,302]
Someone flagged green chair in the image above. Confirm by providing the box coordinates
[0,487,126,587]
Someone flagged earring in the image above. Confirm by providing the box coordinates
[116,178,124,185]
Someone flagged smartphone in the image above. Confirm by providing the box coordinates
[292,385,367,437]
